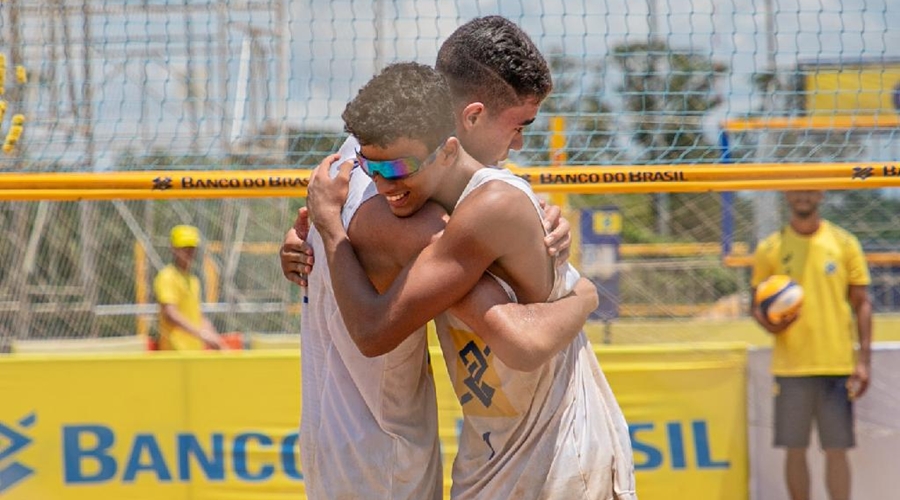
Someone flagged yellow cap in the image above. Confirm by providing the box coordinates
[170,225,201,248]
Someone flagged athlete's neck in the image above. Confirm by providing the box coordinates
[432,153,486,214]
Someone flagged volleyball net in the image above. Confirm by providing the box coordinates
[0,0,899,347]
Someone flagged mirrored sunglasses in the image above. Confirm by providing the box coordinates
[356,140,447,181]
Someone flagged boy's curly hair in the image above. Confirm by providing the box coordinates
[342,62,455,151]
[436,16,553,111]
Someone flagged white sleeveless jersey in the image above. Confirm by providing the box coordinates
[299,136,442,500]
[434,168,637,500]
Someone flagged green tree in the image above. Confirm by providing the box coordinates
[610,41,729,241]
[726,70,868,164]
[286,127,345,169]
[521,53,619,166]
[612,41,726,164]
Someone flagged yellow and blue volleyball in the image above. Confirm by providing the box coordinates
[755,275,804,324]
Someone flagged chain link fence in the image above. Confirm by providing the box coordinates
[0,0,898,349]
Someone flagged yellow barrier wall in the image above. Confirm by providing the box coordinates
[0,353,304,500]
[597,344,748,499]
[0,346,747,499]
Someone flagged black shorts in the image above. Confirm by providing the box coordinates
[773,375,855,449]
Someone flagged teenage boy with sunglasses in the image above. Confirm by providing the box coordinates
[288,18,604,500]
[308,61,634,500]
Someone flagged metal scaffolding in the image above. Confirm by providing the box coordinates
[0,0,295,351]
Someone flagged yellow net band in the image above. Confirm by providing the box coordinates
[0,162,897,200]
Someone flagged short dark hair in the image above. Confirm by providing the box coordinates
[436,16,552,111]
[342,62,455,152]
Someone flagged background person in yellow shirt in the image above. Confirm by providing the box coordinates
[751,190,873,500]
[153,225,226,351]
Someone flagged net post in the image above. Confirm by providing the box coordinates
[718,129,735,258]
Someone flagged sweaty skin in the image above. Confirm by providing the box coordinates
[307,143,573,360]
[303,153,597,369]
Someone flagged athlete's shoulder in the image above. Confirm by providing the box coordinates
[820,220,867,263]
[468,167,536,206]
[821,219,860,243]
[756,230,784,252]
[351,196,447,269]
[481,167,533,193]
[154,264,177,282]
[457,180,536,231]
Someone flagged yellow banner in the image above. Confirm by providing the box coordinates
[597,344,748,499]
[0,345,747,499]
[0,353,304,500]
[437,344,749,499]
[804,62,900,115]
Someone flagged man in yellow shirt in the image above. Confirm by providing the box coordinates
[153,225,226,351]
[751,190,873,500]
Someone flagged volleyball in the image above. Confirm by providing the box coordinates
[754,275,804,324]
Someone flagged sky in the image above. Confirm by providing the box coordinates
[290,0,900,128]
[7,0,900,169]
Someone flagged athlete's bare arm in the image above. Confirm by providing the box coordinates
[348,194,595,368]
[309,158,564,357]
[848,283,873,398]
[346,194,447,292]
[280,185,571,288]
[450,275,598,371]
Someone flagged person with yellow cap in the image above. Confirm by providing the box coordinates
[153,225,226,350]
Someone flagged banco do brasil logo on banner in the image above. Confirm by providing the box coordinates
[0,413,36,494]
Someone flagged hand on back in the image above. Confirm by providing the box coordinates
[280,207,313,287]
[306,154,355,237]
[285,154,573,287]
[539,199,571,266]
